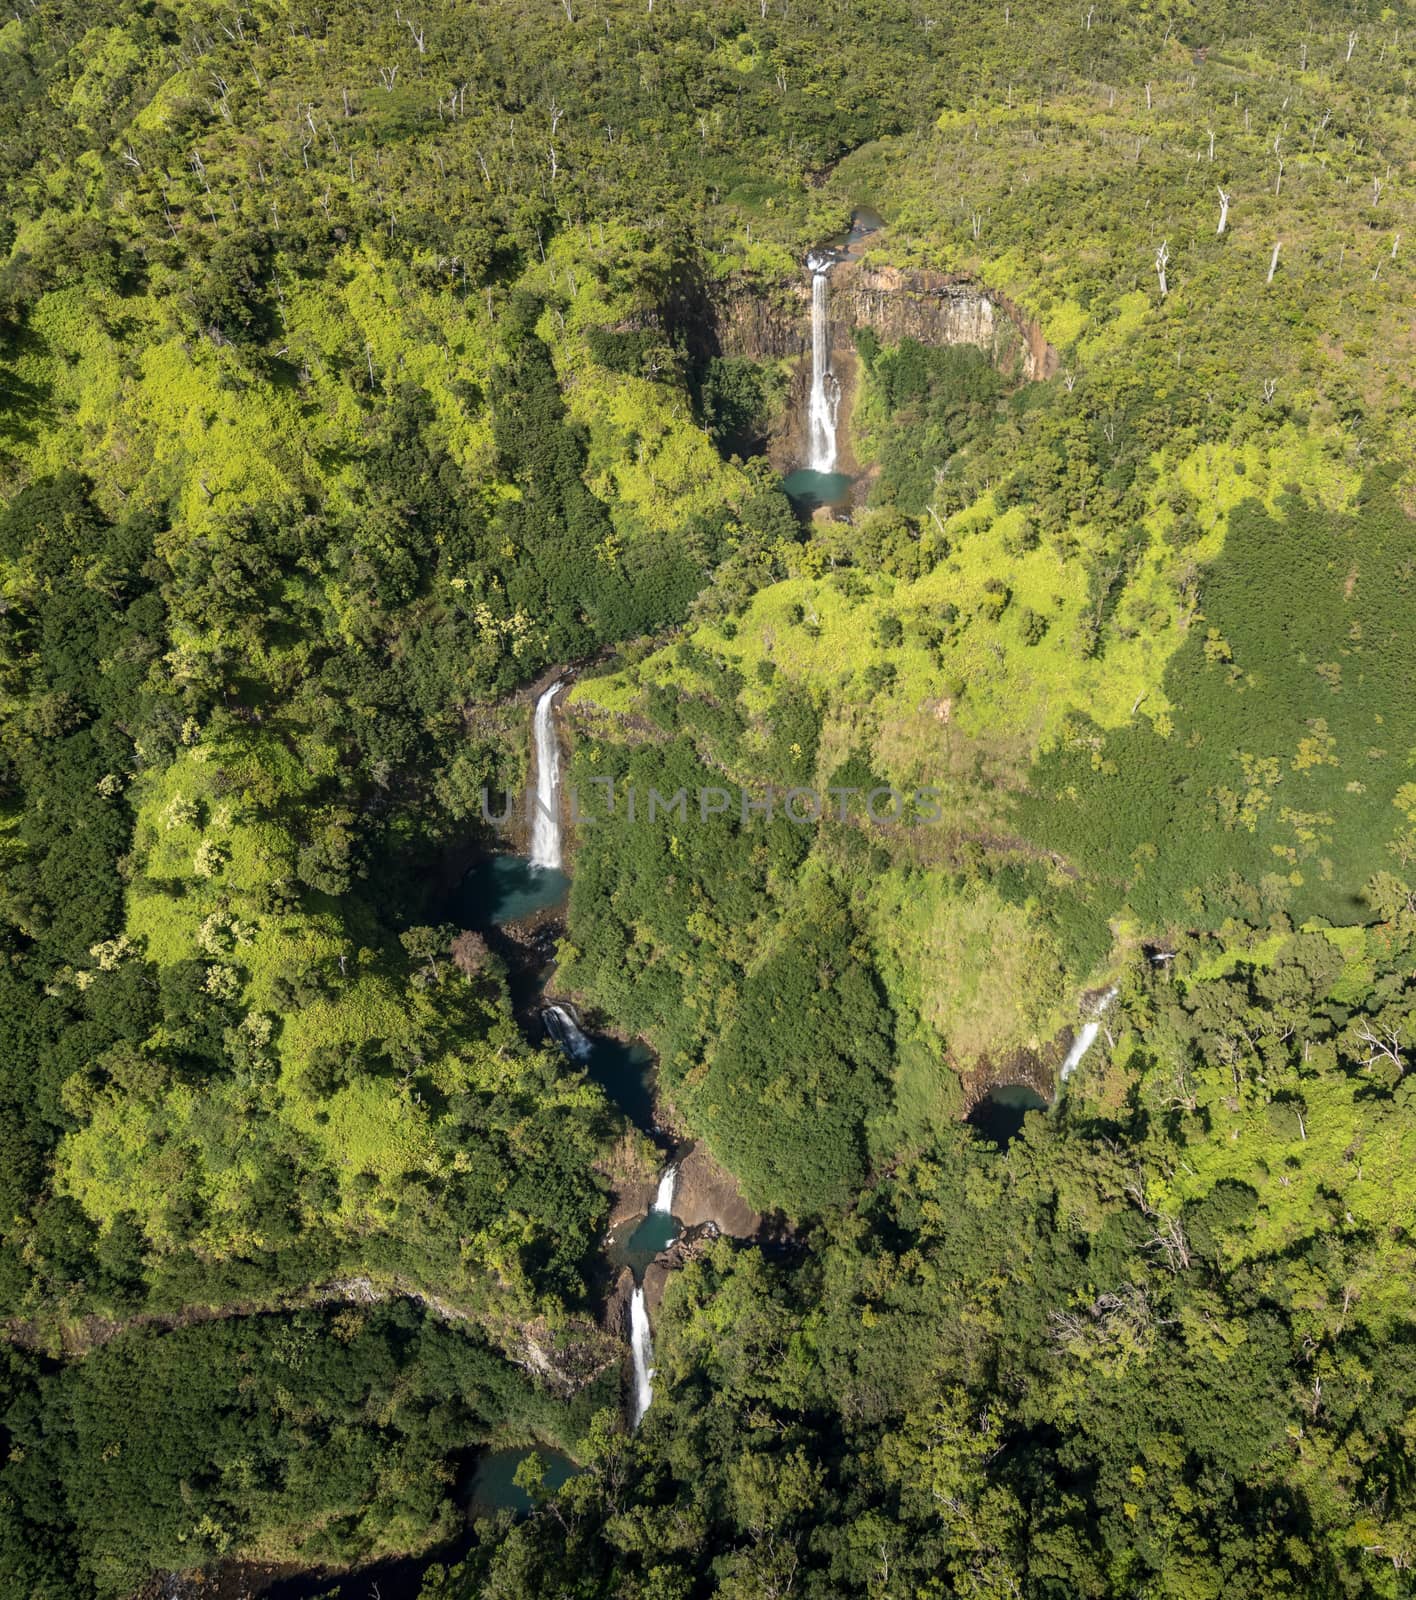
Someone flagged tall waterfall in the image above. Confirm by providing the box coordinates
[1060,987,1119,1082]
[529,681,563,871]
[652,1164,677,1216]
[543,1003,593,1062]
[629,1287,654,1428]
[806,253,840,472]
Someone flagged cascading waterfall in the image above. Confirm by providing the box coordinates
[624,1161,678,1428]
[1059,987,1120,1082]
[629,1287,655,1428]
[542,1003,593,1063]
[806,252,840,472]
[529,681,563,871]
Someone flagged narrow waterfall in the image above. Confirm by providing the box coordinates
[1059,987,1119,1082]
[806,253,840,472]
[621,1166,678,1428]
[528,681,563,871]
[629,1286,654,1428]
[543,1003,593,1062]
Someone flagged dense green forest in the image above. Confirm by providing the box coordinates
[1,0,1414,1594]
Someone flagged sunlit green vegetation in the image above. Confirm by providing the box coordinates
[2,0,1415,1592]
[427,916,1416,1599]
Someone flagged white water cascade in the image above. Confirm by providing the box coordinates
[806,253,840,472]
[542,1003,593,1062]
[629,1286,655,1428]
[624,1163,678,1429]
[529,681,563,871]
[1059,987,1120,1082]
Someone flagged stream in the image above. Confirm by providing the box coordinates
[523,686,681,1431]
[469,676,682,1435]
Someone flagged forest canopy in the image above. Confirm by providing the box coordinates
[0,0,1414,1595]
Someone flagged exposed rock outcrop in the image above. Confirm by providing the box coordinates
[712,262,1057,383]
[670,1141,761,1237]
[608,1175,660,1232]
[604,1264,636,1337]
[958,1034,1067,1111]
[642,1257,673,1316]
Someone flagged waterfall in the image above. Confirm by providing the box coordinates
[543,1003,593,1063]
[529,681,563,871]
[652,1163,677,1216]
[806,253,840,472]
[1059,987,1119,1082]
[629,1286,654,1428]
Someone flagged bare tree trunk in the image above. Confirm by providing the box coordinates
[1267,240,1281,283]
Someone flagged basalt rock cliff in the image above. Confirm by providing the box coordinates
[711,261,1057,382]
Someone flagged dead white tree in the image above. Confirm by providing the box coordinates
[1162,1064,1199,1113]
[1216,187,1230,233]
[1145,1214,1192,1273]
[1267,239,1282,282]
[1346,29,1358,62]
[1154,238,1170,297]
[1262,377,1278,404]
[407,19,425,53]
[1356,1020,1406,1075]
[1207,127,1215,160]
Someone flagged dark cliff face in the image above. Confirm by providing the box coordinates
[712,261,1058,382]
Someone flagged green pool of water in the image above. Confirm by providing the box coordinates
[468,1447,580,1516]
[582,1035,659,1138]
[451,855,570,926]
[607,1205,679,1280]
[782,468,853,510]
[967,1083,1048,1148]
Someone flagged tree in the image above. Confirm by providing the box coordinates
[451,929,491,978]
